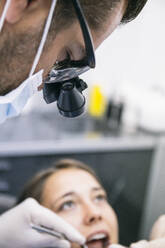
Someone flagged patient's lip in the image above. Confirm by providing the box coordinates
[87,230,109,242]
[86,230,110,248]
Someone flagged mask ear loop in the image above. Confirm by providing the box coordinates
[0,0,11,32]
[29,0,57,77]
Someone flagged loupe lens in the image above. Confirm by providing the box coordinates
[57,81,85,118]
[49,66,89,83]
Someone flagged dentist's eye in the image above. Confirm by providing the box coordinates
[58,200,75,212]
[65,51,71,61]
[56,49,72,64]
[60,51,71,63]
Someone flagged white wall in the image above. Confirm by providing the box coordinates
[84,0,165,94]
[83,0,165,132]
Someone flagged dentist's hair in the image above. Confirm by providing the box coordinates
[52,0,148,33]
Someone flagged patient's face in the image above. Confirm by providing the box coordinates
[42,168,118,248]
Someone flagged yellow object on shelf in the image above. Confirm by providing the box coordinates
[88,85,106,117]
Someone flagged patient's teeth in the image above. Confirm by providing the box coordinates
[88,233,106,241]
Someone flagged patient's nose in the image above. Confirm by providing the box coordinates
[83,203,102,225]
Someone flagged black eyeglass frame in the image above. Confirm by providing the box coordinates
[71,0,95,68]
[54,0,96,72]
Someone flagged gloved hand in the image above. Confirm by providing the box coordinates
[109,239,165,248]
[0,198,85,248]
[129,239,165,248]
[109,244,127,248]
[109,215,165,248]
[109,242,150,248]
[150,215,165,240]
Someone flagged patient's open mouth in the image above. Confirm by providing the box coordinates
[86,231,110,248]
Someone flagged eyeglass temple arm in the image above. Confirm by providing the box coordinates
[71,0,96,68]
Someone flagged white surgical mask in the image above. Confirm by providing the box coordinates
[0,0,57,124]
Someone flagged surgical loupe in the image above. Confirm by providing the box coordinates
[43,0,96,118]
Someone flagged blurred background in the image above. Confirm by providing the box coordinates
[0,0,165,246]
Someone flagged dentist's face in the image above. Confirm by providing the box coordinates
[42,168,118,248]
[0,0,127,95]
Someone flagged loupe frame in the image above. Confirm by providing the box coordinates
[71,0,96,69]
[47,0,96,81]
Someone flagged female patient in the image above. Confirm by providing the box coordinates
[17,159,165,248]
[17,159,118,248]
